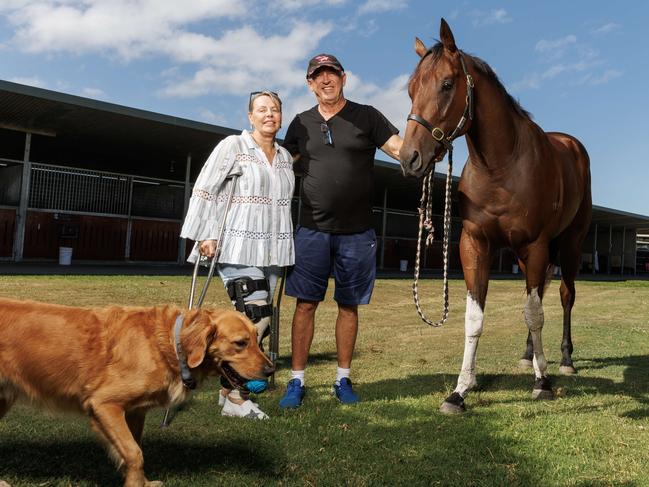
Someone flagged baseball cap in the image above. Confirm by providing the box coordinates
[306,53,344,78]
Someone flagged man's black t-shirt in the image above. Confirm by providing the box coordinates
[283,100,398,234]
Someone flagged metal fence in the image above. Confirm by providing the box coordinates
[29,163,131,215]
[20,163,184,220]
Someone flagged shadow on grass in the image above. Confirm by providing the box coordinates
[2,354,646,486]
[145,438,278,477]
[273,351,337,371]
[354,354,649,417]
[0,437,278,486]
[578,354,649,419]
[276,350,649,418]
[0,438,118,485]
[0,411,535,487]
[266,394,544,485]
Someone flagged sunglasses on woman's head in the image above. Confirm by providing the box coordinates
[249,91,279,104]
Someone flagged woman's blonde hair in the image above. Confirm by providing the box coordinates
[248,90,282,113]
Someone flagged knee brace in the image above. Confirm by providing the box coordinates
[246,300,271,345]
[225,277,272,323]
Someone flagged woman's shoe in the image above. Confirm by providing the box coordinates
[221,397,269,419]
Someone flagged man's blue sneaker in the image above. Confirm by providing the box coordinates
[279,378,305,409]
[333,378,359,404]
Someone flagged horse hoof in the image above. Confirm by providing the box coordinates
[532,377,554,400]
[559,365,577,375]
[518,358,533,369]
[440,392,466,414]
[532,388,554,400]
[440,401,466,414]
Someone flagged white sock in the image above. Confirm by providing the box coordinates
[291,370,305,386]
[335,367,350,385]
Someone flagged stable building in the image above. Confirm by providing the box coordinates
[1,79,648,275]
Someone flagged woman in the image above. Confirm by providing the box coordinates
[181,91,294,419]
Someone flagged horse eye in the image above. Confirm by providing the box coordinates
[441,80,453,91]
[234,340,247,347]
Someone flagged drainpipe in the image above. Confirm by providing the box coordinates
[13,132,32,262]
[124,177,134,260]
[178,153,192,264]
[607,224,613,274]
[634,229,638,276]
[592,223,598,274]
[620,226,626,276]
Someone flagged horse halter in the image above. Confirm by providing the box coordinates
[407,54,474,151]
[407,53,474,328]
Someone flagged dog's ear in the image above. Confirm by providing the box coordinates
[181,310,217,369]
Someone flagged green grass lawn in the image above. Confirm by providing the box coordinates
[0,275,648,486]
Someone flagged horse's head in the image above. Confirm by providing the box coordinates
[399,18,474,178]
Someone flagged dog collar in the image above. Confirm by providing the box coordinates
[174,313,197,390]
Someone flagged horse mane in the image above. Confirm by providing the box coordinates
[419,42,533,120]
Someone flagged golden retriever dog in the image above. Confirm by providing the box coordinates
[0,298,274,487]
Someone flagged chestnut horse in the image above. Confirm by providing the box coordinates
[399,19,592,413]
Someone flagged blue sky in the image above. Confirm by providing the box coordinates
[0,1,647,215]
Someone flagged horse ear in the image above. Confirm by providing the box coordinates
[414,37,427,58]
[440,18,457,53]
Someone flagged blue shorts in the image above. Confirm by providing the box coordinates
[285,226,377,305]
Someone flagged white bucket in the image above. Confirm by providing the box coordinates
[512,264,519,274]
[399,259,408,272]
[58,246,73,266]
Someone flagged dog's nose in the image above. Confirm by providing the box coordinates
[263,363,275,377]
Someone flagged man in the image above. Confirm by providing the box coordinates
[280,53,402,408]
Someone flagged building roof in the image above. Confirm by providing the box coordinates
[2,79,648,230]
[592,205,649,231]
[0,79,237,180]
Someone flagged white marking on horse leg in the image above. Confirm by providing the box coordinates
[524,287,547,378]
[454,292,483,396]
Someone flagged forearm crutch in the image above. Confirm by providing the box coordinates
[268,267,286,389]
[161,165,241,428]
[188,166,242,309]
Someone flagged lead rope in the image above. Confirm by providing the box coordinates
[412,147,454,327]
